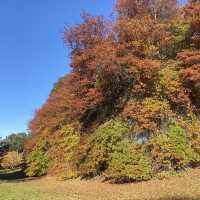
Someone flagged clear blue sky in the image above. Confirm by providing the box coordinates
[0,0,187,138]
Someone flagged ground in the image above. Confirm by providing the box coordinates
[0,168,200,200]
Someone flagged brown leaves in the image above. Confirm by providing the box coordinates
[115,0,178,21]
[115,0,149,18]
[178,50,200,109]
[64,12,108,52]
[122,98,171,132]
[129,59,160,97]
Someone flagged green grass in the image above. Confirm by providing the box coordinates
[0,168,200,200]
[0,181,67,200]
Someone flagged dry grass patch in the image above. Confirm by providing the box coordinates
[0,168,200,200]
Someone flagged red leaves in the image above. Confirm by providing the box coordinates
[182,65,200,99]
[178,50,200,67]
[115,0,149,18]
[64,12,108,52]
[129,58,160,96]
[183,65,200,82]
[115,0,177,20]
[178,50,200,109]
[122,98,171,132]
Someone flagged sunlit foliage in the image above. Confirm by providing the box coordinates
[25,0,200,182]
[1,151,23,169]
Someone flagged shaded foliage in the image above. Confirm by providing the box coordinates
[1,151,23,169]
[4,133,28,153]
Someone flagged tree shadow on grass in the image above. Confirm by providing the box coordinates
[0,169,43,182]
[0,169,26,181]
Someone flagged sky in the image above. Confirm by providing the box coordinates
[0,0,187,138]
[0,0,115,138]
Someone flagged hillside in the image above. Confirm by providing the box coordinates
[24,0,200,183]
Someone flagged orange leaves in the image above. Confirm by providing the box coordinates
[183,1,200,20]
[115,0,177,21]
[182,65,200,102]
[122,98,171,132]
[29,75,74,138]
[115,0,149,18]
[178,50,200,67]
[183,65,200,82]
[64,12,108,52]
[182,2,200,49]
[178,50,200,109]
[114,16,156,54]
[129,59,160,96]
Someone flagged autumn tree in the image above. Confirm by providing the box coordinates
[116,0,178,20]
[25,0,200,182]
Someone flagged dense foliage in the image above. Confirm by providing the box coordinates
[1,151,23,169]
[25,0,200,182]
[3,133,28,153]
[25,140,49,176]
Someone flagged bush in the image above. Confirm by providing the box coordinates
[78,119,129,176]
[79,119,151,182]
[104,143,151,182]
[1,151,23,169]
[146,122,200,173]
[178,114,200,156]
[48,125,80,179]
[25,140,49,177]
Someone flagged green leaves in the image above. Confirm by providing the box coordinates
[147,122,200,173]
[25,140,49,177]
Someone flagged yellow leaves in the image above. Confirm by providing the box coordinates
[1,151,23,169]
[115,16,156,54]
[122,98,171,132]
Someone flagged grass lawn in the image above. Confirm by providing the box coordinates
[0,168,200,200]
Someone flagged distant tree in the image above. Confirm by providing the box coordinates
[0,138,9,158]
[1,151,23,169]
[4,133,28,153]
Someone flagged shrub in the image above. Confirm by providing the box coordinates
[78,119,129,176]
[1,151,23,169]
[146,122,200,173]
[104,143,151,182]
[25,140,49,177]
[48,125,80,179]
[176,114,200,158]
[79,119,151,182]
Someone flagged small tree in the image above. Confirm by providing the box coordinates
[1,151,23,169]
[25,140,49,177]
[4,132,28,153]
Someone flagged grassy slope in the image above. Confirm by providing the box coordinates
[0,168,200,200]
